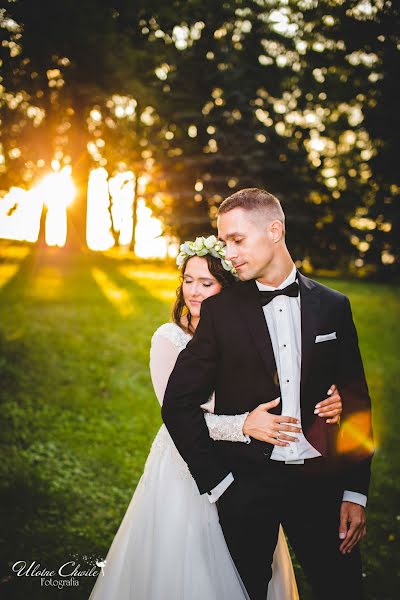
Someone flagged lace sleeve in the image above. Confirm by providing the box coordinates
[149,333,181,406]
[151,323,251,442]
[204,412,251,443]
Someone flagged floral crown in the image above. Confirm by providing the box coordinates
[176,235,237,276]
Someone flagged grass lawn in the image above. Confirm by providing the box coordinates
[0,242,398,599]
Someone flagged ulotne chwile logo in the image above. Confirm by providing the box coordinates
[11,556,107,589]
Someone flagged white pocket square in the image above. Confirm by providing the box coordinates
[315,332,337,343]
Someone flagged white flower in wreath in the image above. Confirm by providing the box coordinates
[221,258,234,272]
[208,247,221,258]
[176,252,186,267]
[192,237,204,252]
[176,235,237,277]
[180,241,195,256]
[204,235,218,249]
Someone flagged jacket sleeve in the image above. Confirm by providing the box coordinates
[336,295,374,496]
[162,299,231,494]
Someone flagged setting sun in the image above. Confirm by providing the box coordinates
[0,166,75,248]
[36,166,76,247]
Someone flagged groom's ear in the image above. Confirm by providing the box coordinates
[270,220,284,243]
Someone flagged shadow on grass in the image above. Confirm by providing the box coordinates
[1,248,399,599]
[0,246,174,599]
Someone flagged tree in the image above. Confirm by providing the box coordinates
[1,0,397,277]
[1,0,167,249]
[139,0,398,276]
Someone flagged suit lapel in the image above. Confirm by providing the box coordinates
[235,280,280,390]
[298,272,320,400]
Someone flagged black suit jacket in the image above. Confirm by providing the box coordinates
[162,272,374,497]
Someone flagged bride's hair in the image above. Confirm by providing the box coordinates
[173,254,236,335]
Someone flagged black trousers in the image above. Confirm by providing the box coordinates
[217,458,364,600]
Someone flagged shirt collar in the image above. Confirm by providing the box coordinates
[255,264,297,291]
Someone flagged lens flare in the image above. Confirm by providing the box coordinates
[337,411,375,455]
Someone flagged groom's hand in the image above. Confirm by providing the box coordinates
[242,398,301,446]
[339,501,367,554]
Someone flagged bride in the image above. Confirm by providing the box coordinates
[89,236,343,600]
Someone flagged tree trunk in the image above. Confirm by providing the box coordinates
[66,168,89,250]
[37,204,48,248]
[130,173,140,254]
[66,142,91,251]
[129,102,142,255]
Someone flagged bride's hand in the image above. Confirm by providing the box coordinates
[314,384,342,424]
[242,398,302,446]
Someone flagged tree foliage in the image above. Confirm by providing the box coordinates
[0,0,398,276]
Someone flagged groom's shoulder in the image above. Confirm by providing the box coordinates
[201,280,247,312]
[300,273,347,303]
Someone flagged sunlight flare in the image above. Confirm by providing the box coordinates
[109,171,135,246]
[135,199,178,259]
[337,411,375,455]
[29,266,63,299]
[86,168,178,258]
[0,264,21,290]
[36,166,76,247]
[91,267,135,316]
[119,265,178,303]
[86,168,114,251]
[0,186,43,243]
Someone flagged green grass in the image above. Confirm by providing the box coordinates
[0,242,398,599]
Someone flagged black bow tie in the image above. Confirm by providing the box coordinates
[258,281,299,306]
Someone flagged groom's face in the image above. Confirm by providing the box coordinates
[218,208,276,281]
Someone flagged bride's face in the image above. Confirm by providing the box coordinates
[182,256,222,320]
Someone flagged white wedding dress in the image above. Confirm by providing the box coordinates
[89,323,299,600]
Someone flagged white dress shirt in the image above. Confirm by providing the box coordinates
[208,265,367,508]
[257,266,321,463]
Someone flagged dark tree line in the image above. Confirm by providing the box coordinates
[0,0,398,278]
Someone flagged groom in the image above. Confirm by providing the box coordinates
[162,188,373,600]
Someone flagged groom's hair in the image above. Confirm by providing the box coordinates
[218,188,285,233]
